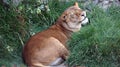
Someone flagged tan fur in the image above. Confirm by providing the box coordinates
[22,2,89,67]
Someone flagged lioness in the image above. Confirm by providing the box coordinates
[23,2,89,67]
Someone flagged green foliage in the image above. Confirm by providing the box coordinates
[0,0,120,67]
[0,3,28,66]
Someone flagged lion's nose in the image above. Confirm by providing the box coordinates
[81,14,84,16]
[81,11,86,17]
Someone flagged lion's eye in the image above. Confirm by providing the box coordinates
[76,13,80,16]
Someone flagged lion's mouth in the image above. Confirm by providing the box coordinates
[81,17,89,26]
[80,16,87,23]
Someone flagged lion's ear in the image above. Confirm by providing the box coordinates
[61,12,70,22]
[74,2,79,7]
[61,15,67,22]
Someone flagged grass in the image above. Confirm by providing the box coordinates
[67,5,120,67]
[0,1,120,67]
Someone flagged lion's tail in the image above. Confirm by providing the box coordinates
[30,62,67,67]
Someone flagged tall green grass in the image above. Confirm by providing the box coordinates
[0,1,120,67]
[67,5,120,67]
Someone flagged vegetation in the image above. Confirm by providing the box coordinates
[0,0,120,67]
[67,5,120,67]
